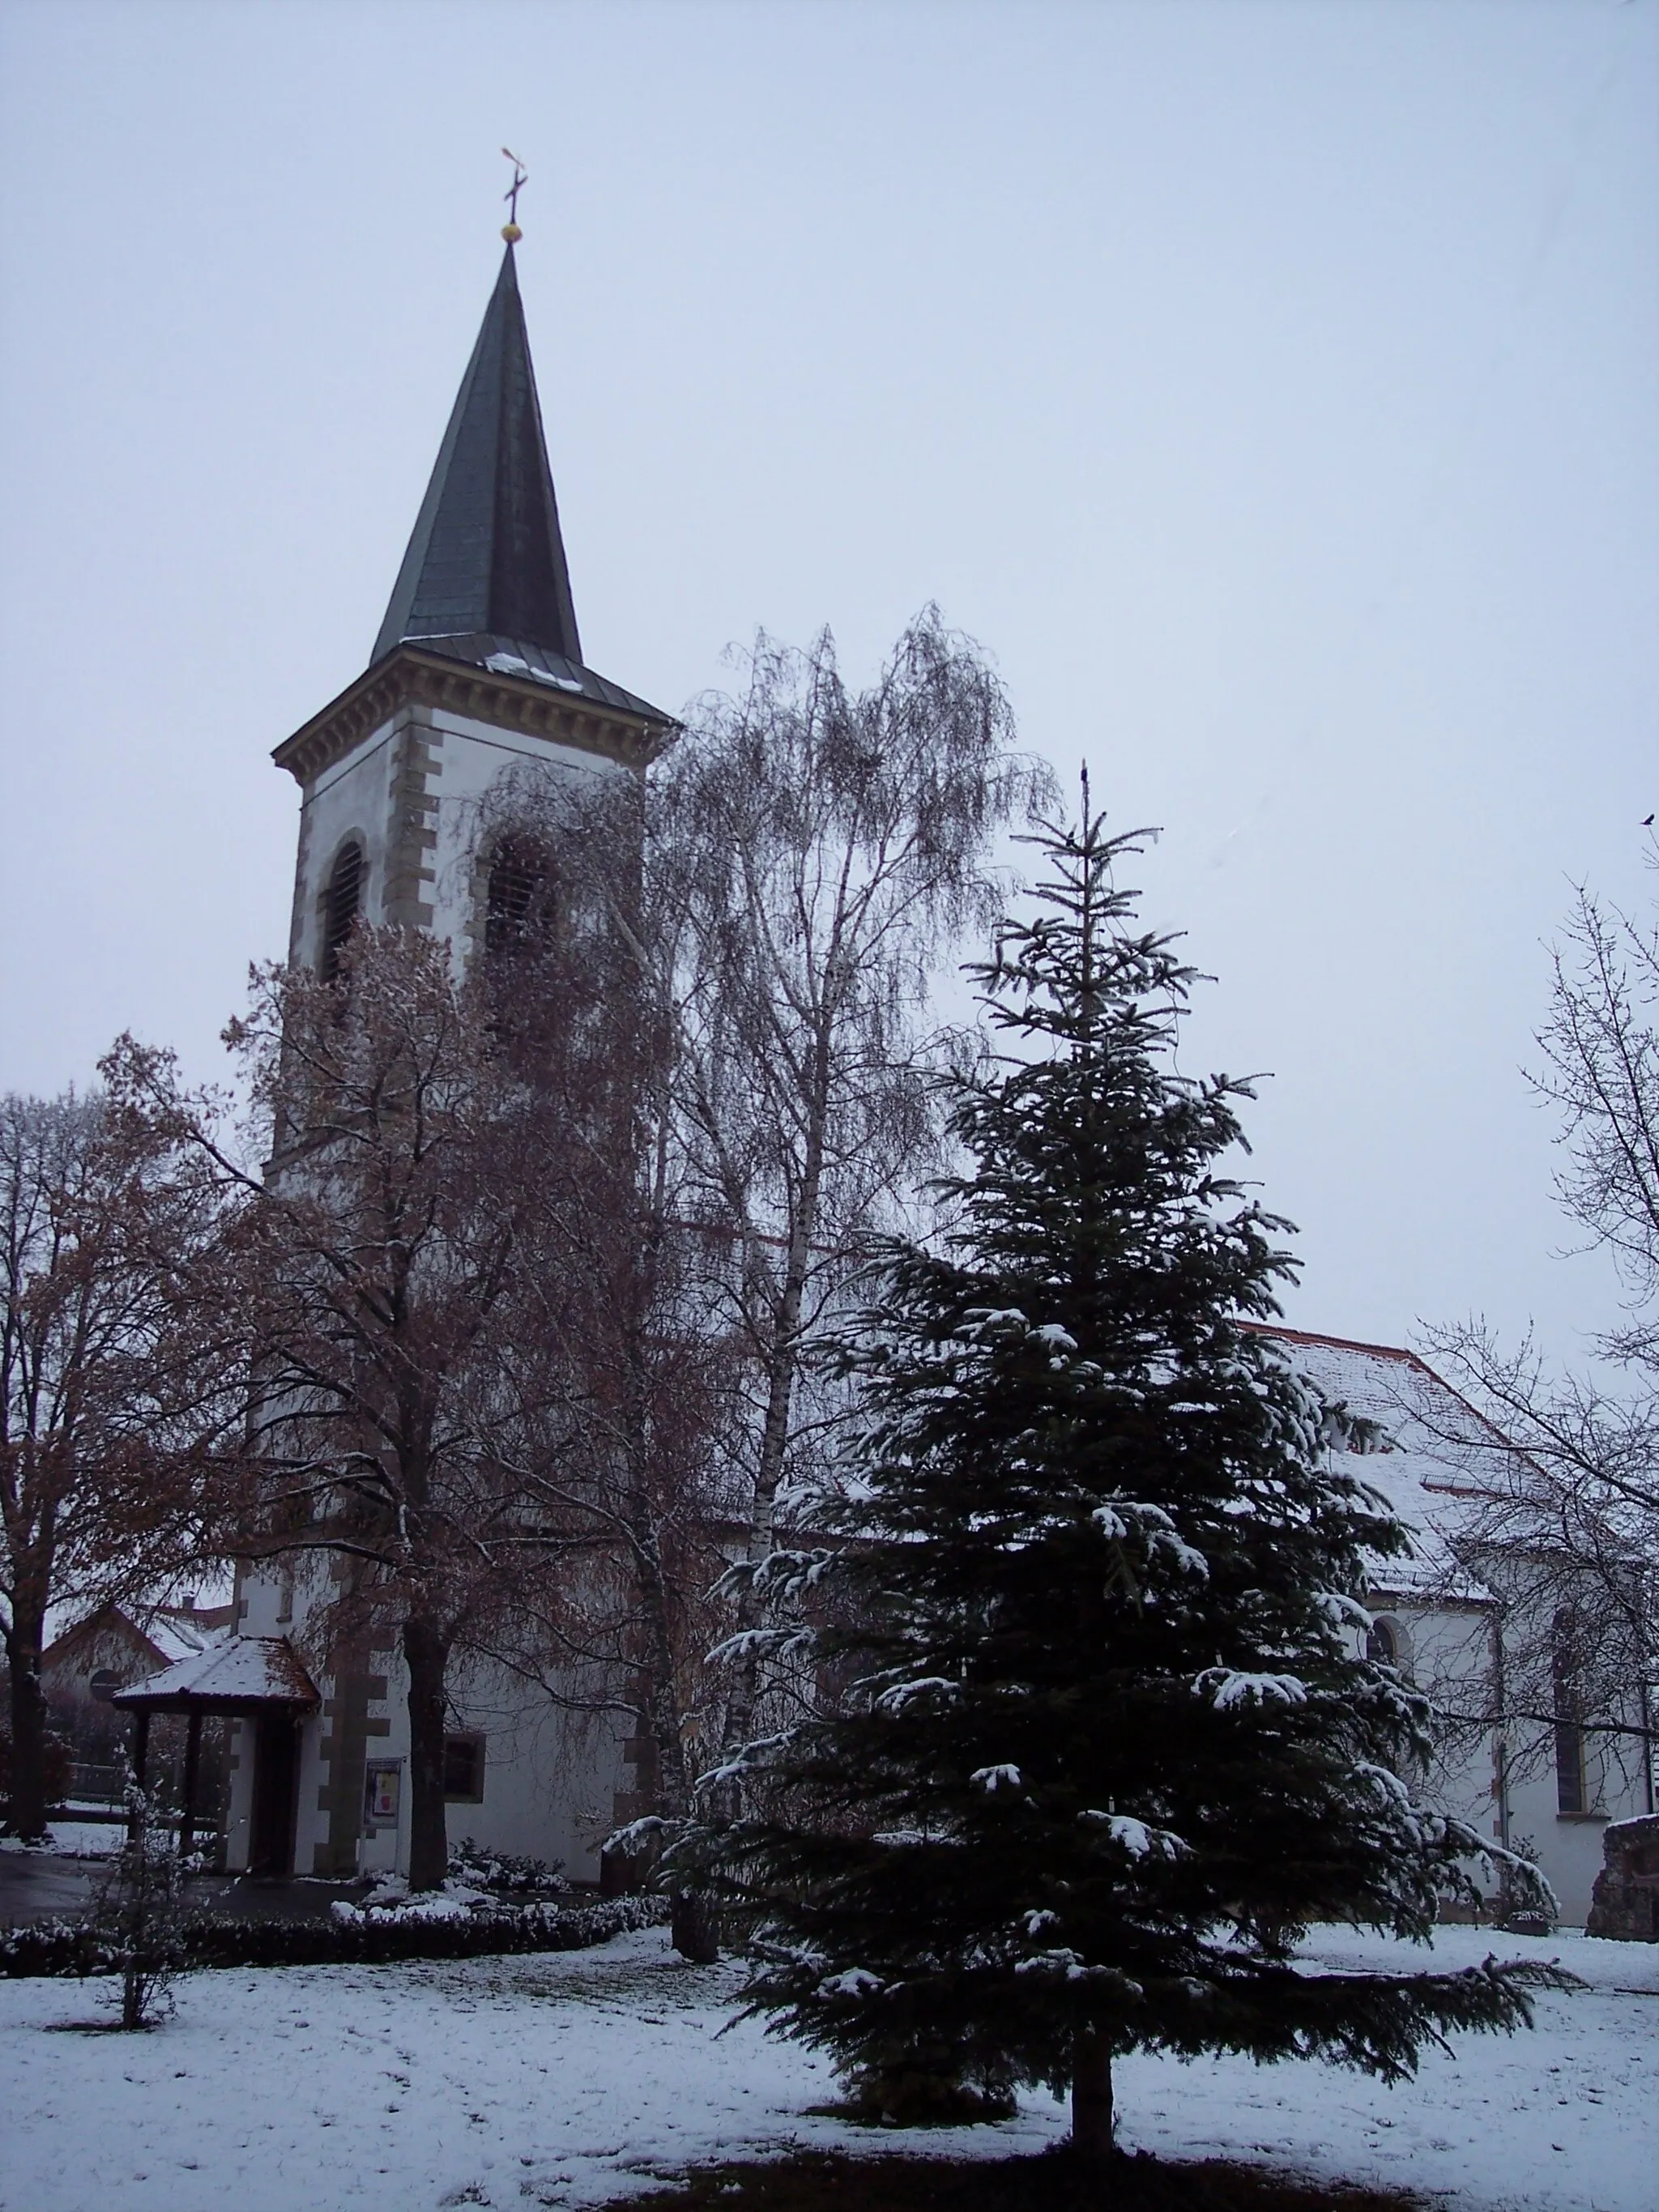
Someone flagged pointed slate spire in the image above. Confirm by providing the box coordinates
[373,245,582,665]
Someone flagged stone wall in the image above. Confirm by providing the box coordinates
[1584,1813,1659,1941]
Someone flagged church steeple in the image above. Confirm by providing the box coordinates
[275,228,673,958]
[372,243,582,665]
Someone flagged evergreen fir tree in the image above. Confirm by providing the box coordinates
[695,803,1560,2157]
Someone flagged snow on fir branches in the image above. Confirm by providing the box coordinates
[676,804,1564,2157]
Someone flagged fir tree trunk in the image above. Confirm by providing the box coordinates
[1071,2034,1115,2163]
[402,1613,450,1891]
[4,1605,50,1842]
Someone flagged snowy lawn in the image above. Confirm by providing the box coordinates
[0,1923,1653,2212]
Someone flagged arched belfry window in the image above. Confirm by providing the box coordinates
[321,841,365,980]
[485,837,556,956]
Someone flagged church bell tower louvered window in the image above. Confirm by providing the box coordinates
[484,837,556,956]
[321,842,365,980]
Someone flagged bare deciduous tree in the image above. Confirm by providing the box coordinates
[1422,869,1658,1789]
[1,1089,228,1841]
[108,929,574,1890]
[477,611,1048,1927]
[463,782,743,1952]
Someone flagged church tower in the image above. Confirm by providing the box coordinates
[214,230,672,1886]
[272,237,674,970]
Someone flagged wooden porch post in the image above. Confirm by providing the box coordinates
[126,1708,151,1840]
[178,1709,203,1860]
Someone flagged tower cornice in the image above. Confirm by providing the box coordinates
[272,643,677,788]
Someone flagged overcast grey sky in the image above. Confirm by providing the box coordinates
[1,0,1654,1364]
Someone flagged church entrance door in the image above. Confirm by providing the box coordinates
[249,1712,300,1876]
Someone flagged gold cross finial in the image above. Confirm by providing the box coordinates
[501,149,527,243]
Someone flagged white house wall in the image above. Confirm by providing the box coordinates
[229,1556,629,1883]
[1502,1711,1651,1927]
[442,1654,628,1882]
[1278,1327,1653,1928]
[1363,1600,1499,1839]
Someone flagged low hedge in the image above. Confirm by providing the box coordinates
[1,1891,669,1980]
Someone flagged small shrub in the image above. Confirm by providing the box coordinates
[79,1786,190,2027]
[1503,1910,1556,1937]
[0,1918,101,1977]
[1497,1834,1555,1935]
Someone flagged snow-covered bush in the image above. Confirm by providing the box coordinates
[3,1891,668,1978]
[447,1836,568,1898]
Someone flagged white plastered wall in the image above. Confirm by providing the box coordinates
[422,704,628,953]
[288,711,400,966]
[225,1558,629,1883]
[287,701,630,973]
[427,1653,628,1882]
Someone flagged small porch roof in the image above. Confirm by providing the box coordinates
[112,1634,320,1716]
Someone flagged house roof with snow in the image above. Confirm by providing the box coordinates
[112,1634,320,1714]
[42,1599,236,1680]
[145,1603,237,1666]
[1256,1326,1515,1605]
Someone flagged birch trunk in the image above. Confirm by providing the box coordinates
[402,1612,451,1891]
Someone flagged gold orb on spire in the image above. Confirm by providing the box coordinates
[501,148,527,245]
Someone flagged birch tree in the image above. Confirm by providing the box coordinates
[659,610,1050,1775]
[1422,872,1658,1788]
[476,611,1046,1928]
[461,819,741,1948]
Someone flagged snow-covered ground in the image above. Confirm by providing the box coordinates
[0,1823,117,1859]
[1,1924,1653,2212]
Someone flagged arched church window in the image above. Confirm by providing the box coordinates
[1366,1619,1397,1669]
[321,842,365,980]
[1552,1608,1586,1815]
[485,837,556,955]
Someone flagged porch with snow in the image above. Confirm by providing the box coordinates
[113,1637,319,1871]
